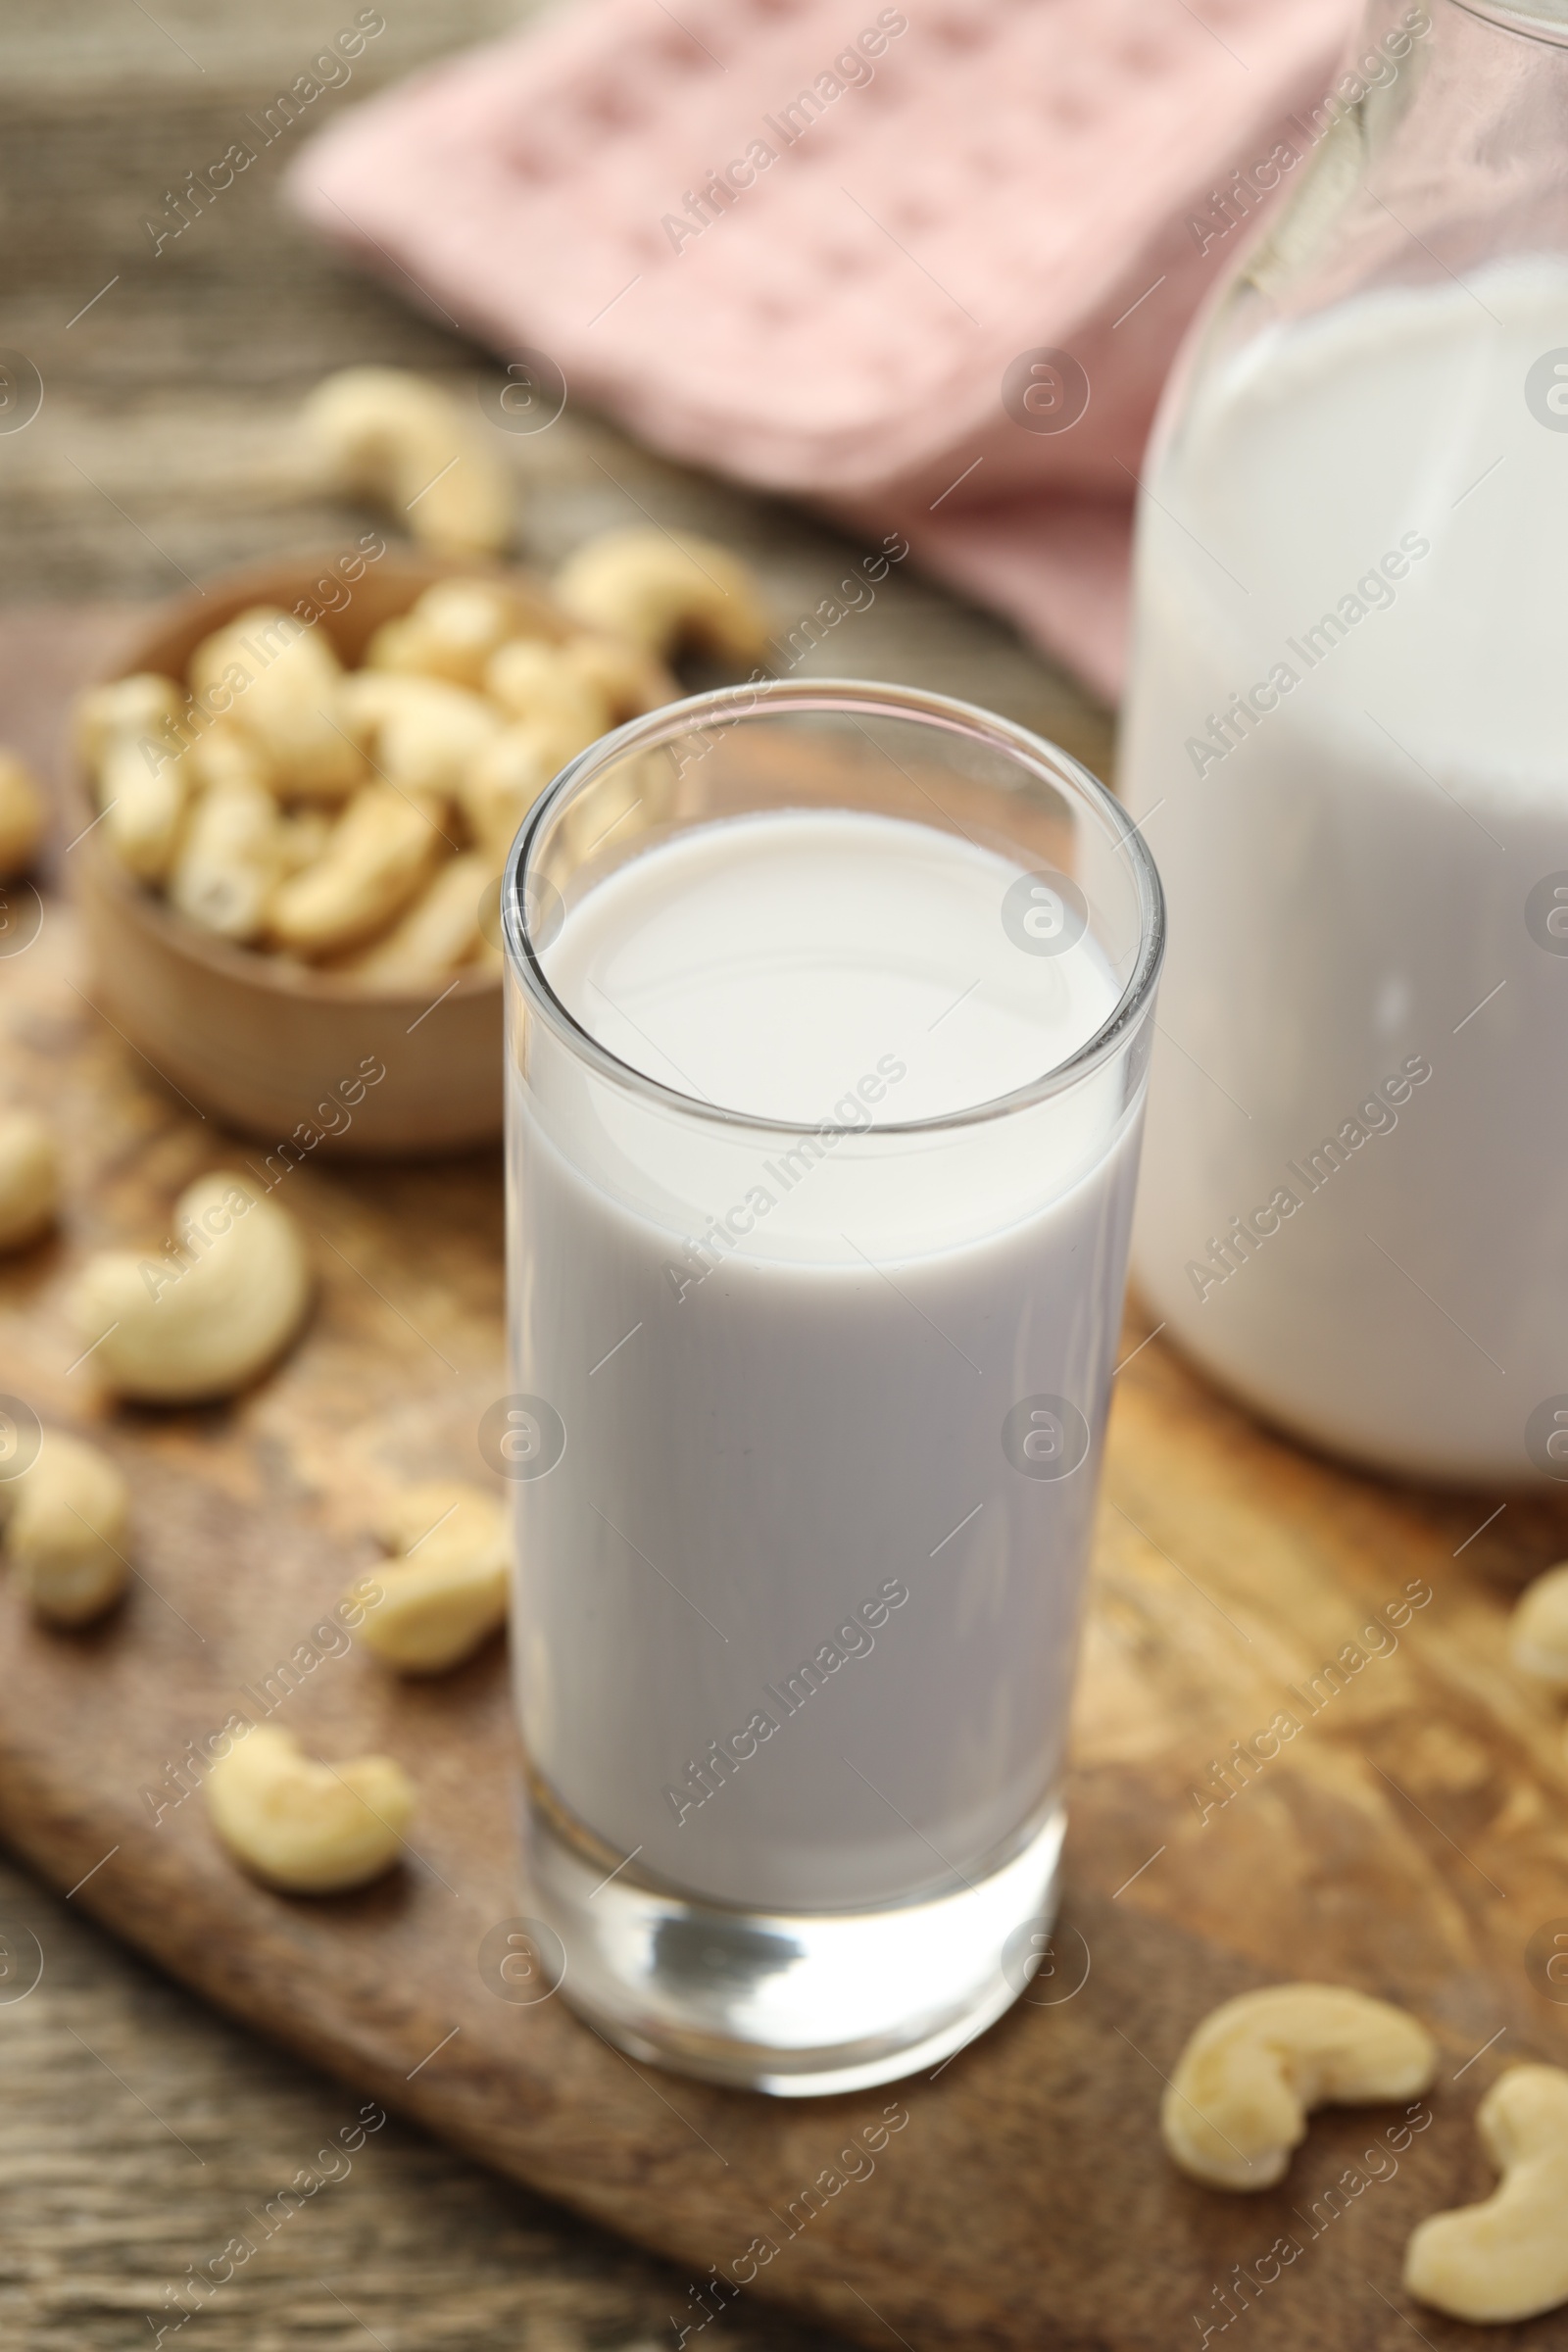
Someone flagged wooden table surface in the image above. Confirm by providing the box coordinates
[0,6,1110,2348]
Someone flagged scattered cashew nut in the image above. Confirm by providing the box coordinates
[0,1109,58,1252]
[1509,1563,1568,1690]
[1404,2064,1568,2323]
[303,368,514,558]
[554,528,770,664]
[270,783,448,958]
[1161,1983,1437,2189]
[206,1724,414,1892]
[354,1480,510,1674]
[0,1429,129,1626]
[189,608,362,799]
[70,1170,312,1403]
[0,750,46,873]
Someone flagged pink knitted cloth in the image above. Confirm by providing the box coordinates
[288,0,1355,700]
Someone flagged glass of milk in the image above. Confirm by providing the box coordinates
[1122,0,1568,1483]
[499,678,1162,2092]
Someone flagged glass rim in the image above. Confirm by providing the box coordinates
[502,676,1165,1140]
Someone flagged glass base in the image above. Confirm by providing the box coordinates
[526,1795,1065,2096]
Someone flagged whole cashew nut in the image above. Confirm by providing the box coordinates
[206,1724,414,1892]
[1161,1984,1438,2189]
[355,1480,510,1674]
[337,851,492,987]
[74,672,184,771]
[0,1109,58,1252]
[76,672,191,882]
[554,528,770,664]
[302,368,514,558]
[189,608,362,799]
[483,639,612,738]
[0,1429,129,1626]
[0,750,46,874]
[460,716,598,863]
[560,632,677,722]
[1404,2064,1568,2323]
[1510,1564,1568,1689]
[337,672,501,799]
[366,577,540,689]
[168,777,284,943]
[270,784,448,959]
[70,1171,312,1403]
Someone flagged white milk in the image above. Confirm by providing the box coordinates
[1123,264,1568,1482]
[509,808,1143,1911]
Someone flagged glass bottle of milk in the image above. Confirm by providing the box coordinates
[1122,0,1568,1485]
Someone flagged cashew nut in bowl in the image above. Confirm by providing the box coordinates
[1161,1983,1438,2189]
[554,528,770,664]
[560,632,677,721]
[0,750,45,873]
[355,1480,510,1674]
[365,577,540,689]
[483,638,612,739]
[76,673,192,883]
[186,717,275,795]
[74,671,184,772]
[1509,1563,1568,1690]
[336,851,492,987]
[206,1724,414,1893]
[168,776,284,943]
[0,1109,58,1252]
[460,716,600,863]
[302,368,514,558]
[1404,2064,1568,2322]
[270,784,449,959]
[0,1429,129,1626]
[336,672,501,799]
[70,1171,311,1404]
[189,608,363,799]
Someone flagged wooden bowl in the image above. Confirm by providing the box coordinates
[70,552,564,1158]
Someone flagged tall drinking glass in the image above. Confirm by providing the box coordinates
[500,679,1162,2094]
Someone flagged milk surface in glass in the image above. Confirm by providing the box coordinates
[1123,264,1568,1482]
[509,805,1142,1911]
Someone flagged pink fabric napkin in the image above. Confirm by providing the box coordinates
[287,0,1355,701]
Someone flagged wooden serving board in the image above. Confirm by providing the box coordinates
[4,621,1568,2351]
